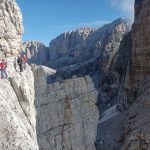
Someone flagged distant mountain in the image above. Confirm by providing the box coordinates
[24,18,129,70]
[24,41,49,65]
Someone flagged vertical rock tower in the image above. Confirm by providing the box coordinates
[0,0,39,149]
[131,0,150,95]
[0,0,23,58]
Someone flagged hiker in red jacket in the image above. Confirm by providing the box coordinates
[0,59,8,79]
[22,54,27,70]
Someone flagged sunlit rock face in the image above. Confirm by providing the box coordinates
[0,69,39,150]
[33,66,99,150]
[24,19,129,70]
[48,27,95,68]
[24,41,49,65]
[130,0,150,97]
[47,19,128,69]
[0,0,23,58]
[0,1,39,149]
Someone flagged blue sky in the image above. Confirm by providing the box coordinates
[17,0,134,46]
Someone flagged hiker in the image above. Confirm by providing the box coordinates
[0,59,8,79]
[14,57,17,71]
[17,54,23,72]
[22,54,27,70]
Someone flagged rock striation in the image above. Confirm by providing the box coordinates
[130,0,150,99]
[0,0,23,58]
[33,66,99,150]
[0,69,38,150]
[120,0,150,149]
[96,0,150,149]
[121,80,150,150]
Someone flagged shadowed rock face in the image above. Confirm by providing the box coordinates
[0,0,23,58]
[119,1,150,149]
[96,0,150,149]
[121,80,150,150]
[130,0,150,96]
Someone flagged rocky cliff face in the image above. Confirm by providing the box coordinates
[0,1,100,150]
[96,0,150,149]
[48,19,128,69]
[0,0,39,149]
[22,19,130,150]
[0,0,23,58]
[120,0,150,149]
[1,0,150,150]
[33,66,99,150]
[0,68,39,150]
[24,19,128,70]
[121,80,150,150]
[43,19,129,115]
[130,0,150,98]
[48,27,95,68]
[24,41,49,65]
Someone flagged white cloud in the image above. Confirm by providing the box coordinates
[110,0,135,22]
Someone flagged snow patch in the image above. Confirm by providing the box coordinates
[99,105,120,124]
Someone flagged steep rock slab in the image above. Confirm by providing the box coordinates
[9,68,36,130]
[34,66,99,150]
[0,0,23,58]
[0,69,38,150]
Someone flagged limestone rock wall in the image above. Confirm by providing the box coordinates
[24,41,49,65]
[0,0,23,58]
[33,66,99,150]
[49,19,128,69]
[24,19,128,70]
[97,32,132,112]
[0,69,38,150]
[48,27,95,68]
[120,1,150,149]
[0,1,39,149]
[130,0,150,96]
